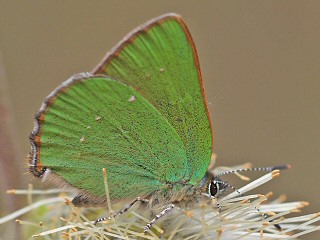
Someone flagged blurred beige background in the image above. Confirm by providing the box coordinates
[0,1,319,239]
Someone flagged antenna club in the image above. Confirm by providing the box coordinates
[272,164,291,171]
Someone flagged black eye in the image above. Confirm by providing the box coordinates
[209,181,218,196]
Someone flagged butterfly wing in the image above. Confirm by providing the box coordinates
[93,13,213,184]
[29,74,188,201]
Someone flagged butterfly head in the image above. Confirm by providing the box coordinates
[207,177,228,197]
[205,164,291,198]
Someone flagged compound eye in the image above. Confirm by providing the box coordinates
[209,181,218,196]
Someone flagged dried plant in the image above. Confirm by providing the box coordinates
[1,164,319,239]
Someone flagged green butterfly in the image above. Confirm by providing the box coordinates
[29,13,215,232]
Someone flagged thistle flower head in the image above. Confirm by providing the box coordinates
[1,164,319,239]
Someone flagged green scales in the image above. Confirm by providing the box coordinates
[29,13,287,233]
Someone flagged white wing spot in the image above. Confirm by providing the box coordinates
[128,96,136,102]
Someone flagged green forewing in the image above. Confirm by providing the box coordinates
[94,15,213,183]
[40,76,188,199]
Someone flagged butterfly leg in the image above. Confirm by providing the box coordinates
[144,204,175,234]
[94,196,149,225]
[214,196,222,211]
[201,193,222,211]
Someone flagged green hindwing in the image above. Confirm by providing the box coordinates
[35,75,188,199]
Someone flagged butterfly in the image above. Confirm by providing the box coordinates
[28,13,287,233]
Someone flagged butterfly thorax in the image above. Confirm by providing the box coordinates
[147,171,213,212]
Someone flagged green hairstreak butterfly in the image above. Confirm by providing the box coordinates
[29,13,288,233]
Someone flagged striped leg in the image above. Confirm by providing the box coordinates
[144,204,175,234]
[201,193,222,211]
[94,197,149,225]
